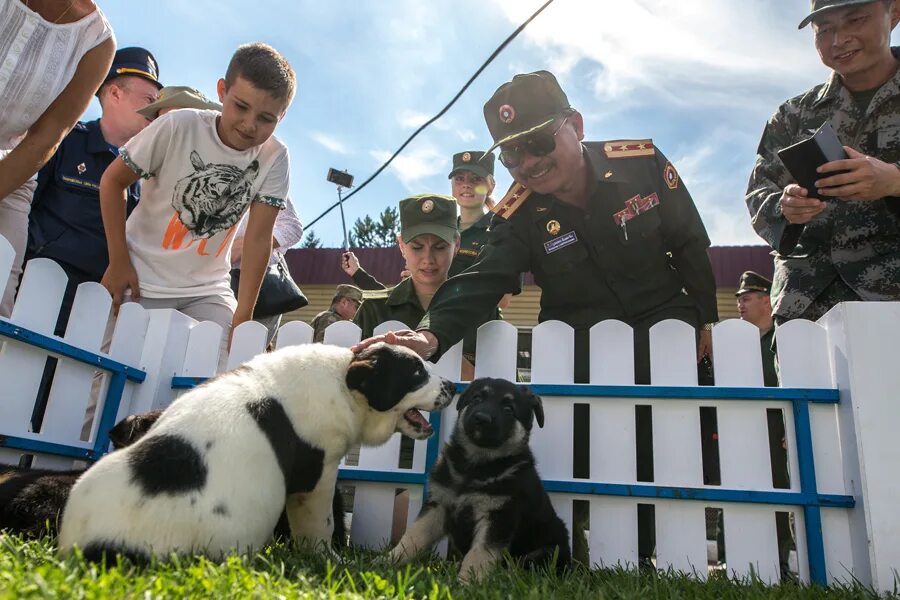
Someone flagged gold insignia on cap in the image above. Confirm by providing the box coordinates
[76,162,87,175]
[546,220,561,235]
[604,170,613,179]
[462,152,471,162]
[421,199,435,213]
[499,104,515,124]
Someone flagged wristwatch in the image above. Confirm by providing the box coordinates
[701,323,714,331]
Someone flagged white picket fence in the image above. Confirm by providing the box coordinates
[1,237,899,591]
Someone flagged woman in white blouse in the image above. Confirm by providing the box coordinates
[0,0,116,316]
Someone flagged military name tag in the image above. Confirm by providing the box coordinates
[458,248,479,257]
[61,175,99,191]
[543,230,578,254]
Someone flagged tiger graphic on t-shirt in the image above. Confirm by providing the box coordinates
[171,150,260,238]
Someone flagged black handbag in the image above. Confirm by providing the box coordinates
[230,254,308,319]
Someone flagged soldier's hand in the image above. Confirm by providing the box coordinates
[101,261,140,315]
[780,184,825,225]
[815,147,900,201]
[341,251,360,276]
[351,329,438,359]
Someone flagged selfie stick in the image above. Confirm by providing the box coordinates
[337,187,349,250]
[326,168,354,250]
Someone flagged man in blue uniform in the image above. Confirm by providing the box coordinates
[26,47,162,334]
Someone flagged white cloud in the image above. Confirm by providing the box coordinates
[369,145,448,191]
[309,132,351,156]
[457,128,477,142]
[398,111,431,129]
[489,0,828,110]
[670,128,763,246]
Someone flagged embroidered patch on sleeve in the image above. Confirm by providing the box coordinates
[664,162,679,190]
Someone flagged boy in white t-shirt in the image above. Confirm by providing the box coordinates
[99,43,295,361]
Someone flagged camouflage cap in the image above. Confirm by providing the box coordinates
[735,271,773,296]
[448,151,495,179]
[483,70,571,153]
[798,0,878,28]
[335,284,363,303]
[136,86,222,119]
[399,194,459,244]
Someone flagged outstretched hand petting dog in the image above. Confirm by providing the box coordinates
[352,329,439,360]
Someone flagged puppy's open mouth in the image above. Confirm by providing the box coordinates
[403,408,432,434]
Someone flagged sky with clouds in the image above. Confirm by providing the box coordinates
[89,0,899,248]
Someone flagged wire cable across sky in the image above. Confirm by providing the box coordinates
[304,0,556,232]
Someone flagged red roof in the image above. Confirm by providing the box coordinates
[284,245,774,289]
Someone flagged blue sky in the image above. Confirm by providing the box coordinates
[86,0,899,248]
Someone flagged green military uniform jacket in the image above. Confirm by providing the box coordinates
[451,212,492,276]
[351,269,385,291]
[420,141,718,360]
[354,278,426,340]
[351,215,499,361]
[311,308,342,343]
[746,48,900,320]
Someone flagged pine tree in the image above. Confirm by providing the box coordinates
[299,231,322,248]
[349,207,399,248]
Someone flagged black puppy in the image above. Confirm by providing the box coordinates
[390,377,571,582]
[0,410,163,538]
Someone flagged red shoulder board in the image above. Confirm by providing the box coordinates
[490,182,532,219]
[602,139,655,159]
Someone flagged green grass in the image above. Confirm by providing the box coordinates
[0,534,895,600]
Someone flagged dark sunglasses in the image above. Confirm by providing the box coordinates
[498,114,570,169]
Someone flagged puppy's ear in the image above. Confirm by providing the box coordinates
[456,385,475,413]
[346,351,402,412]
[346,356,375,396]
[528,389,544,429]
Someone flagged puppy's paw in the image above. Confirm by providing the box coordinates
[458,547,498,584]
[387,543,410,566]
[458,565,483,585]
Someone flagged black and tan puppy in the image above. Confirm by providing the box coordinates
[391,377,571,582]
[0,411,163,538]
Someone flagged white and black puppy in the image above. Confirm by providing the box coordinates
[58,342,454,562]
[0,410,162,539]
[391,377,571,582]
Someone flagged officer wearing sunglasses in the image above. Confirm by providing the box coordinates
[357,69,717,386]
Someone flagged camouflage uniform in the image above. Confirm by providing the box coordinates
[311,308,343,343]
[746,48,900,321]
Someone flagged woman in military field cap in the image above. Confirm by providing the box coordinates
[353,194,460,341]
[448,150,496,275]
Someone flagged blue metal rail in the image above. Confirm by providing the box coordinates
[0,320,146,461]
